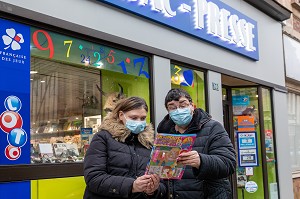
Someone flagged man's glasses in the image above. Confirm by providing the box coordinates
[167,101,190,111]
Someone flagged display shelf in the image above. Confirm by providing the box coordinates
[31,129,80,139]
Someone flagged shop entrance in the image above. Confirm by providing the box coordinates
[221,75,279,199]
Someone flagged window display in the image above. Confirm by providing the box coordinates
[170,64,206,110]
[30,28,150,164]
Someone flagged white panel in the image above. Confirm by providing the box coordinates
[273,90,294,199]
[284,35,300,81]
[152,56,171,130]
[207,71,223,124]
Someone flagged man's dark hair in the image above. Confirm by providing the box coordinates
[164,88,193,108]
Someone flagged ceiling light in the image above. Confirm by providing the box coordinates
[30,71,38,74]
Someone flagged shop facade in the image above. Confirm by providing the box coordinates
[277,0,300,198]
[0,0,293,199]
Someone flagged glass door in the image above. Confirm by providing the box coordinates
[232,87,265,199]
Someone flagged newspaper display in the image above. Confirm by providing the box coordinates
[145,133,196,179]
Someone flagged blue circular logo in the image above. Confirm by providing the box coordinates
[4,96,22,112]
[7,128,27,147]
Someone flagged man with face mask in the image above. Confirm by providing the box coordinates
[157,88,236,199]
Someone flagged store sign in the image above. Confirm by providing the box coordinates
[30,28,150,79]
[100,0,259,60]
[0,18,30,165]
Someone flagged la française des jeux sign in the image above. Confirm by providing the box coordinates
[100,0,259,61]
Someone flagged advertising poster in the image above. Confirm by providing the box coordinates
[0,18,31,199]
[232,95,250,115]
[237,132,259,167]
[81,128,93,155]
[81,127,93,144]
[239,149,258,167]
[238,116,255,132]
[237,167,247,188]
[0,18,30,165]
[265,130,274,153]
[238,132,257,149]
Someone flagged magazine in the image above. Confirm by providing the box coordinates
[145,133,196,179]
[38,143,54,157]
[53,143,68,157]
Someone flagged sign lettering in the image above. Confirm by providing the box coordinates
[100,0,259,60]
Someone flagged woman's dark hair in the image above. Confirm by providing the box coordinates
[164,88,192,108]
[111,96,148,119]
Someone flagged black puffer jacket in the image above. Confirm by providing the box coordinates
[157,108,236,199]
[84,115,166,199]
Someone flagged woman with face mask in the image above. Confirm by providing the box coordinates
[84,97,166,199]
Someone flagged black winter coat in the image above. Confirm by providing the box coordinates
[84,115,166,199]
[157,108,236,199]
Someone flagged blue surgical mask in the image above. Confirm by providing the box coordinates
[169,107,192,127]
[124,115,146,134]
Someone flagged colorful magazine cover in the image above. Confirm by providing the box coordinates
[145,133,196,179]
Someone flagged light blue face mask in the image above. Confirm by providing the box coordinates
[124,115,146,134]
[169,107,192,127]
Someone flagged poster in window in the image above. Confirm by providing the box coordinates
[265,130,274,153]
[237,132,259,167]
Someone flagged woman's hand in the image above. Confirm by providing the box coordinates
[132,175,153,193]
[144,174,160,195]
[177,150,201,169]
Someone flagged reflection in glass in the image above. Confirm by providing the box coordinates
[262,88,278,199]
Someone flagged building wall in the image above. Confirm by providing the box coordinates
[0,0,286,89]
[0,0,293,198]
[277,0,300,198]
[277,0,300,40]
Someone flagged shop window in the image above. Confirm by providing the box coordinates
[30,28,150,164]
[170,64,206,110]
[288,92,300,171]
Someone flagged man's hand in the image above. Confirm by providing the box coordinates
[177,150,201,169]
[144,174,160,195]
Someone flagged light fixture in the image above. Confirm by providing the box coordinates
[41,80,45,83]
[30,71,38,74]
[256,95,258,97]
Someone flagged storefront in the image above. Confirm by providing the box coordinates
[0,0,292,199]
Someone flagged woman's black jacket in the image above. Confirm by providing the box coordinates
[84,115,166,199]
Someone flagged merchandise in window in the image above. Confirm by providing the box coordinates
[30,28,150,164]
